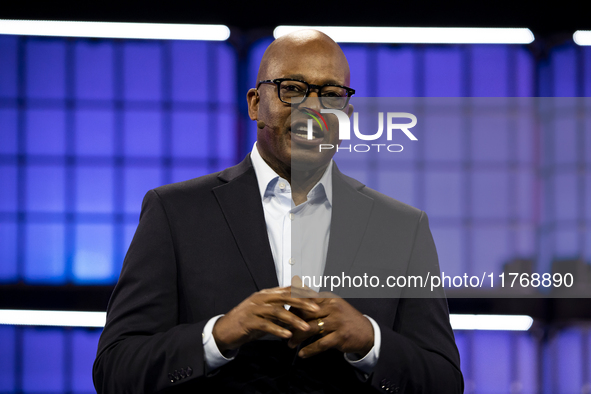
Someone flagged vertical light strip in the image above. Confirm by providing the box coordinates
[274,26,534,44]
[0,20,230,41]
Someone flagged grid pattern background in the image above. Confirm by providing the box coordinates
[1,35,590,393]
[0,36,237,285]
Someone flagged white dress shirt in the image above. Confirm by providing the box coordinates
[202,143,381,375]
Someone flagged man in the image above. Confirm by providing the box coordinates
[93,30,463,393]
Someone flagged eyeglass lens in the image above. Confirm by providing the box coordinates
[279,80,348,109]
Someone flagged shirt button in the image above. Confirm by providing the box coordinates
[289,213,294,220]
[288,258,295,265]
[278,182,286,189]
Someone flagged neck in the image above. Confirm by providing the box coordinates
[258,154,329,206]
[290,163,329,205]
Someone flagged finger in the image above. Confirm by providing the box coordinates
[290,275,314,291]
[251,316,293,339]
[255,305,311,332]
[291,285,319,299]
[287,327,316,348]
[294,296,337,318]
[257,288,320,312]
[312,291,341,302]
[291,275,303,288]
[284,298,320,313]
[289,304,328,321]
[258,286,293,296]
[298,332,338,358]
[288,317,329,348]
[316,317,327,337]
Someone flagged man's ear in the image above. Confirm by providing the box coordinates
[346,103,354,118]
[247,88,259,121]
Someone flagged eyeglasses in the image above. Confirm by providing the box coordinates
[257,78,355,110]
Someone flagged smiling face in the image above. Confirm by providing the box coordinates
[247,30,352,180]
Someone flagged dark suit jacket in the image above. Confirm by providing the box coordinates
[93,155,463,393]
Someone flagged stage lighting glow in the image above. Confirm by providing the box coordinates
[573,30,591,46]
[450,314,534,331]
[274,26,534,44]
[0,309,533,331]
[0,20,230,41]
[0,309,106,328]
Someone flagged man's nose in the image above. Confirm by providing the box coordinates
[304,91,323,110]
[307,87,322,99]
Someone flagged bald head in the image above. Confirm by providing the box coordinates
[246,30,352,181]
[256,30,350,86]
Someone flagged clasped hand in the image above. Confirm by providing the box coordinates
[212,283,374,359]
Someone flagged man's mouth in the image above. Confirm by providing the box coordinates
[290,117,327,143]
[291,124,324,140]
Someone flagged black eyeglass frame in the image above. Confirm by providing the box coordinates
[256,78,355,110]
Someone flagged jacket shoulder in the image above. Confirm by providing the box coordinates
[334,164,424,222]
[149,155,253,203]
[153,171,224,200]
[359,183,425,222]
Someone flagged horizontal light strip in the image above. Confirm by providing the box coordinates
[0,20,230,41]
[274,25,534,44]
[0,309,106,328]
[573,30,591,46]
[0,310,532,330]
[450,314,533,331]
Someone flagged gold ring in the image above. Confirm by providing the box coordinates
[317,318,325,334]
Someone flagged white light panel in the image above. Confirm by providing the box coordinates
[0,20,230,41]
[574,30,591,46]
[274,25,534,44]
[450,314,534,331]
[0,309,533,331]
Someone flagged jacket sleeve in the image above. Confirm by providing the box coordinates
[369,211,464,393]
[93,189,210,393]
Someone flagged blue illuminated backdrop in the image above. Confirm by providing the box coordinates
[0,37,236,286]
[0,35,236,393]
[0,33,590,393]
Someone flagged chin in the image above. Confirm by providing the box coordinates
[290,150,333,173]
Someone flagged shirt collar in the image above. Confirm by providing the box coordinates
[250,142,333,205]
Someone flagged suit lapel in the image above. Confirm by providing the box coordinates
[212,157,374,293]
[213,155,279,291]
[322,165,374,292]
